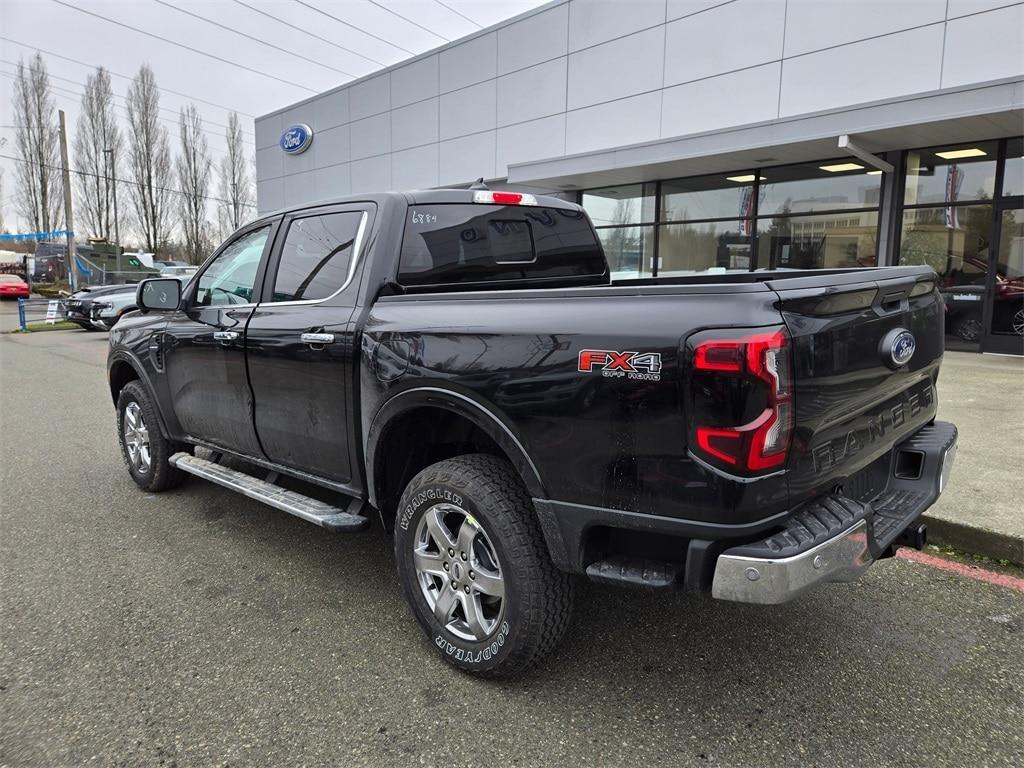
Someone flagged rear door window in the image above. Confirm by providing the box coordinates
[398,204,605,288]
[270,211,366,302]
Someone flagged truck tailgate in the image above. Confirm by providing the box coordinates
[770,267,943,503]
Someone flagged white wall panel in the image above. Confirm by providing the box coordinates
[391,98,440,151]
[440,80,497,140]
[784,0,946,58]
[498,4,569,75]
[349,74,390,121]
[497,58,568,127]
[351,155,392,193]
[391,55,439,109]
[942,4,1024,88]
[284,171,317,206]
[568,0,666,51]
[392,144,440,189]
[496,114,567,176]
[661,63,781,137]
[256,145,283,181]
[565,91,662,154]
[439,131,497,185]
[350,113,391,160]
[314,163,351,200]
[257,178,283,213]
[567,27,664,110]
[664,0,785,87]
[440,32,497,92]
[313,91,350,131]
[255,112,281,150]
[779,25,945,116]
[315,125,350,167]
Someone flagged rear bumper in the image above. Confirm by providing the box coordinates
[712,421,958,604]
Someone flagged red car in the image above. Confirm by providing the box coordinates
[0,274,29,299]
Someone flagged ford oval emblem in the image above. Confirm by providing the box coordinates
[280,123,313,155]
[880,327,916,369]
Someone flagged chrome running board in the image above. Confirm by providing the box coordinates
[170,452,369,532]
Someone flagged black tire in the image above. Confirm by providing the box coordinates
[394,454,573,678]
[116,380,187,492]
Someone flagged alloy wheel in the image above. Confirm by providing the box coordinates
[123,401,151,474]
[413,503,505,642]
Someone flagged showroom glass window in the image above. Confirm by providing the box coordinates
[897,141,999,349]
[659,175,754,273]
[755,161,882,270]
[581,184,656,278]
[271,211,364,302]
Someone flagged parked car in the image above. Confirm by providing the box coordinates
[107,189,957,677]
[0,273,30,299]
[158,265,199,279]
[64,284,137,330]
[89,275,191,330]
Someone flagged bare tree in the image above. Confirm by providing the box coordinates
[216,111,254,238]
[73,67,121,241]
[125,64,172,252]
[176,104,212,265]
[11,53,63,234]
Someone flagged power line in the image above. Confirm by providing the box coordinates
[291,0,417,56]
[363,0,450,42]
[0,59,255,140]
[432,0,482,29]
[0,70,244,159]
[0,36,255,119]
[151,0,358,79]
[50,0,319,93]
[0,152,256,209]
[229,0,388,68]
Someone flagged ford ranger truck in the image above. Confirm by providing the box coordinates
[107,189,957,677]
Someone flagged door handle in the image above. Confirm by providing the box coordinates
[213,330,240,342]
[301,332,335,345]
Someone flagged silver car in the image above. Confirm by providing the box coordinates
[89,275,191,330]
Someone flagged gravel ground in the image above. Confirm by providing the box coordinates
[1,330,1022,767]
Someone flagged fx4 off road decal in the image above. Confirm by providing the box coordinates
[578,349,662,382]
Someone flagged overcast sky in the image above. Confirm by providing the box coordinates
[0,0,549,232]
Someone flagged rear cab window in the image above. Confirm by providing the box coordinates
[270,211,366,302]
[398,203,607,290]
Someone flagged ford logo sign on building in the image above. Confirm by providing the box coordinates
[280,124,313,155]
[880,328,916,369]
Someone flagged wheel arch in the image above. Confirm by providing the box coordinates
[108,353,172,439]
[366,387,546,530]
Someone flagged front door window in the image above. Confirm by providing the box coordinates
[194,226,270,306]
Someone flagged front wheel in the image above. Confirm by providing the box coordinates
[116,380,187,492]
[394,454,573,678]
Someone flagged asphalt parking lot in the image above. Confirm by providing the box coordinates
[1,329,1022,767]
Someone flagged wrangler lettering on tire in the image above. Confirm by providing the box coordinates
[393,454,573,678]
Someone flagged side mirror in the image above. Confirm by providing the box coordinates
[137,278,181,313]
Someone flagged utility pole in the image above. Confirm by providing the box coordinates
[104,147,120,271]
[58,109,77,291]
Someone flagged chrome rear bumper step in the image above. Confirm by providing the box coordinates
[170,453,369,532]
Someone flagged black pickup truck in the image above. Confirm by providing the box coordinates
[108,188,957,677]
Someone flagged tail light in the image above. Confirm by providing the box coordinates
[689,328,793,474]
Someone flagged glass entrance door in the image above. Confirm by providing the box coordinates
[983,203,1024,354]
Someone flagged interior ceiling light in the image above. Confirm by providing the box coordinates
[819,162,864,172]
[866,170,883,175]
[935,148,987,159]
[726,174,766,183]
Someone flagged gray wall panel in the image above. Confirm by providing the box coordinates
[391,55,439,109]
[567,27,664,110]
[498,3,569,75]
[440,32,497,92]
[256,0,1024,213]
[497,58,568,126]
[440,80,498,140]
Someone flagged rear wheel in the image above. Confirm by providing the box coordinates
[394,454,573,677]
[116,380,187,492]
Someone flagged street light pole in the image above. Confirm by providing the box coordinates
[103,148,120,272]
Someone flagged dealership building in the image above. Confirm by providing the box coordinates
[255,0,1024,354]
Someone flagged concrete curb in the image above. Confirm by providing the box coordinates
[922,514,1024,566]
